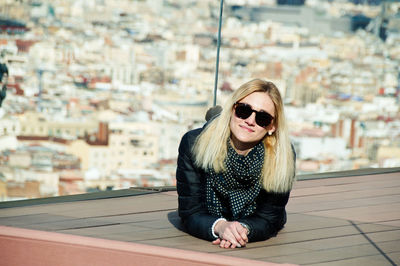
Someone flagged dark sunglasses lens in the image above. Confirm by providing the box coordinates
[235,104,252,119]
[255,113,272,127]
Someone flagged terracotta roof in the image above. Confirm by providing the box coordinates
[0,168,399,265]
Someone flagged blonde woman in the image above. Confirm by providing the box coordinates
[176,79,296,249]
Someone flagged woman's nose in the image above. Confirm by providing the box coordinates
[244,112,256,126]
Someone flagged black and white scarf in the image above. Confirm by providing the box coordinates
[206,140,265,219]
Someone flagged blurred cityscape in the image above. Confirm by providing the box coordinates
[0,0,399,201]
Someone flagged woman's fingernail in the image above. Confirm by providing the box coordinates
[236,244,241,248]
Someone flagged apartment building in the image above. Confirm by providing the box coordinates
[18,112,98,138]
[66,122,159,176]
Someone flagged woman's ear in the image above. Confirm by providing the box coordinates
[267,125,276,136]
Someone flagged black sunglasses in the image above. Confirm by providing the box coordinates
[234,102,274,128]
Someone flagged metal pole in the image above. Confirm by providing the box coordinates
[213,0,224,107]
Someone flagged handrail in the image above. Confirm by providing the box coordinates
[213,0,224,106]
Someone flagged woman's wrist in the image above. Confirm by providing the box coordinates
[240,222,250,235]
[211,218,226,238]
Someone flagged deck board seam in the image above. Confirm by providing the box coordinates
[299,253,391,266]
[280,224,400,234]
[72,208,178,219]
[350,220,397,266]
[55,223,122,231]
[298,201,400,212]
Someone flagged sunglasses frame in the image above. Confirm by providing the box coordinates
[233,102,274,128]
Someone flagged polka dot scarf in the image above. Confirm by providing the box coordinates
[206,140,265,220]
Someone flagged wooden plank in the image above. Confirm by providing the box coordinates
[353,222,400,233]
[290,186,400,204]
[291,173,400,196]
[288,193,400,209]
[261,226,360,248]
[49,194,178,218]
[137,234,206,247]
[379,220,400,227]
[388,251,400,265]
[262,244,384,265]
[283,213,351,232]
[374,240,400,253]
[99,228,186,242]
[25,218,119,231]
[58,224,148,237]
[306,255,394,266]
[305,204,400,223]
[217,244,311,260]
[366,229,400,243]
[278,235,368,251]
[0,213,73,226]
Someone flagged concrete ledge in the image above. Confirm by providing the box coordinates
[0,226,295,266]
[297,167,400,180]
[0,188,156,209]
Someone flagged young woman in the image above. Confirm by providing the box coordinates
[176,79,296,249]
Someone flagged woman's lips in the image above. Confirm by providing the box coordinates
[239,125,254,132]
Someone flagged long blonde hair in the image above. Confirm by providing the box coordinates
[193,79,295,192]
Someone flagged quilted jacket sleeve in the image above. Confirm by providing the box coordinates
[176,129,219,241]
[237,190,290,242]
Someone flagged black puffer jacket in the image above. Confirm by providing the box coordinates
[176,126,293,242]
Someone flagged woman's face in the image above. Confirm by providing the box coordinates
[230,91,276,152]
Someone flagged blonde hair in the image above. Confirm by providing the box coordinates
[193,79,295,192]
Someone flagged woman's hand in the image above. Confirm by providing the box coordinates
[212,238,236,248]
[212,220,248,248]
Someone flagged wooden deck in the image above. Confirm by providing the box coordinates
[0,169,399,265]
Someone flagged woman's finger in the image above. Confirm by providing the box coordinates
[221,239,234,249]
[222,230,241,248]
[230,223,246,246]
[236,223,248,244]
[219,239,226,248]
[239,227,248,243]
[220,239,233,249]
[212,238,221,245]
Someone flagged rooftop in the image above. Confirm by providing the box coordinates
[0,167,399,265]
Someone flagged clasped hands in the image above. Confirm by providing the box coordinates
[212,220,249,249]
